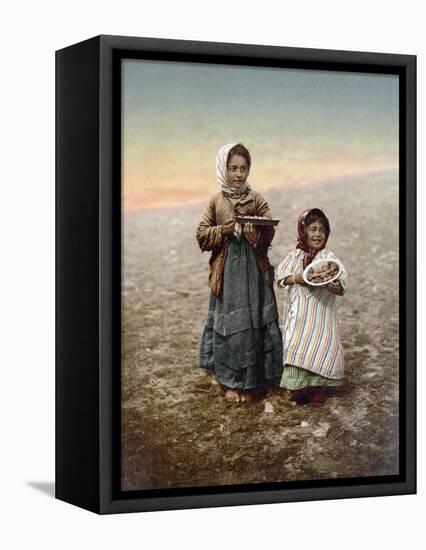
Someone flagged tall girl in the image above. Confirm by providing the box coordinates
[196,143,283,403]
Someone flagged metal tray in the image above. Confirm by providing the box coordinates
[234,216,280,226]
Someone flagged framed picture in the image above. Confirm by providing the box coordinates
[56,35,416,514]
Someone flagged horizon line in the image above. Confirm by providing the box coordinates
[123,165,398,214]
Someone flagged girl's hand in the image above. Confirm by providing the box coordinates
[221,218,235,236]
[327,280,344,295]
[284,272,306,286]
[243,222,258,245]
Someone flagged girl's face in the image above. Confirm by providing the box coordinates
[305,219,327,250]
[227,154,249,189]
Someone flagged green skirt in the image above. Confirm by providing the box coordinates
[199,235,283,390]
[281,364,343,390]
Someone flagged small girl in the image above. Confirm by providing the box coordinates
[277,208,348,405]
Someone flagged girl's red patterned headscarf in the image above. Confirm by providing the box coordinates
[296,208,331,269]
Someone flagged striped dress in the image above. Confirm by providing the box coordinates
[277,248,348,386]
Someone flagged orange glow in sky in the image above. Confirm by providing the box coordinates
[122,60,399,211]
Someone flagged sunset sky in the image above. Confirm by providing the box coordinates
[122,59,399,211]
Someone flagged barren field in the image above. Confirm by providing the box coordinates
[121,169,399,490]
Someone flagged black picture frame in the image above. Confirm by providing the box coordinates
[56,34,416,514]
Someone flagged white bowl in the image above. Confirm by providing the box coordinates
[302,258,342,287]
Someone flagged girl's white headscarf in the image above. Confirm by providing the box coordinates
[216,143,251,239]
[216,143,251,197]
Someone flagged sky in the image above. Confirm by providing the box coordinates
[122,59,399,210]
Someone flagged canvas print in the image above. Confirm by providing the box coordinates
[121,59,399,491]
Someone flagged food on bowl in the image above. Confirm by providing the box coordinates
[306,260,340,285]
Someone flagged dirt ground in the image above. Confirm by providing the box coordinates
[121,169,399,490]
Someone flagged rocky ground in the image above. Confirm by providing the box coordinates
[121,169,399,490]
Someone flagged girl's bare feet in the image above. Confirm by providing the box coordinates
[224,389,253,403]
[309,387,328,406]
[240,391,253,403]
[225,389,241,402]
[290,388,310,404]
